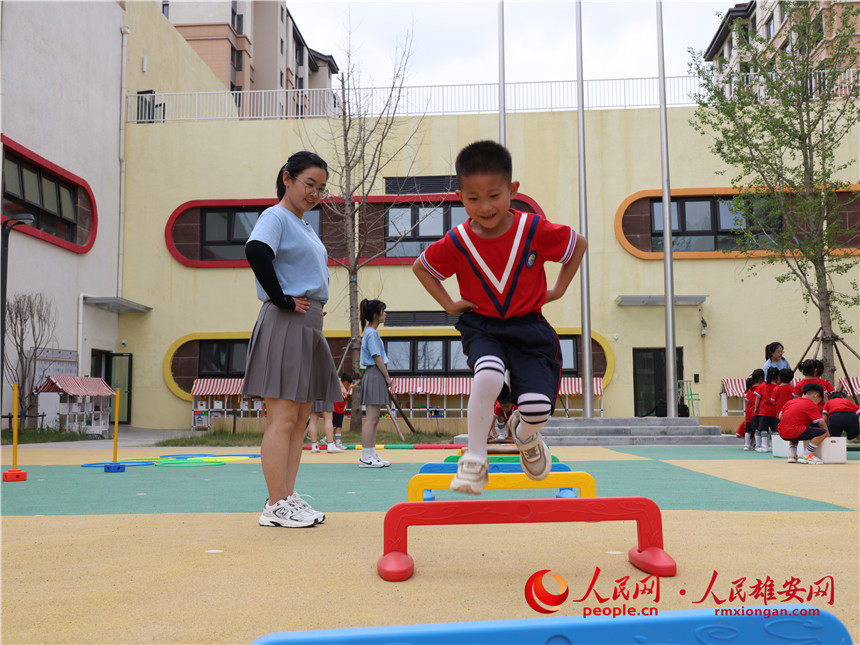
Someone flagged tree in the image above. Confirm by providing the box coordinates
[3,292,58,424]
[689,1,860,382]
[302,28,444,430]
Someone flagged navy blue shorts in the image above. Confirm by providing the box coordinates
[785,426,826,442]
[455,311,562,410]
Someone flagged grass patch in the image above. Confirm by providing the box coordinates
[155,427,460,447]
[1,428,94,444]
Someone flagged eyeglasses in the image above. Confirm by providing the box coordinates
[299,179,328,199]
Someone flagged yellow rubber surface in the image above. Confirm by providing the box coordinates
[407,471,597,501]
[2,510,856,644]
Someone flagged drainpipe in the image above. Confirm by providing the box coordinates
[77,293,94,376]
[117,26,130,299]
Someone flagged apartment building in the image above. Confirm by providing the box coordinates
[705,0,860,67]
[165,0,338,115]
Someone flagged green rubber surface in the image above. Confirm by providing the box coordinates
[607,446,860,460]
[444,455,561,463]
[1,459,850,516]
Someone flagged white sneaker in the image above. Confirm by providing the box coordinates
[743,445,753,451]
[755,447,768,453]
[787,454,798,463]
[510,411,552,481]
[359,455,389,468]
[326,443,345,453]
[259,498,317,528]
[489,418,509,441]
[288,493,325,524]
[311,443,320,453]
[799,453,824,465]
[449,452,489,495]
[335,440,346,450]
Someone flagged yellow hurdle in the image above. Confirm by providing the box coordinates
[406,471,597,502]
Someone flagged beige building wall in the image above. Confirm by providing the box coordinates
[119,107,860,429]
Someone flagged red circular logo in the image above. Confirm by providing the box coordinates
[524,569,569,614]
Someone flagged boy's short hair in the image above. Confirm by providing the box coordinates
[801,382,825,398]
[339,372,353,383]
[778,368,794,384]
[455,140,513,183]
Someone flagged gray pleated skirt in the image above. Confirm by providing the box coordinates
[243,300,342,404]
[311,400,334,413]
[360,365,389,406]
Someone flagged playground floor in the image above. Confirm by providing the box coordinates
[2,443,858,644]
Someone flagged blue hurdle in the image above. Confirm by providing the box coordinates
[253,606,850,644]
[417,461,578,500]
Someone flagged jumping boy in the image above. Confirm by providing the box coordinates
[412,140,587,494]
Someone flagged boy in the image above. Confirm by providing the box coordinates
[778,382,829,464]
[412,140,587,494]
[770,368,795,415]
[822,391,860,440]
[742,370,764,450]
[332,373,353,449]
[753,367,779,452]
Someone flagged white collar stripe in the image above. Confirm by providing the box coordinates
[456,213,529,294]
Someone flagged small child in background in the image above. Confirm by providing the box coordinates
[332,373,354,449]
[778,382,829,464]
[822,391,860,440]
[742,370,764,450]
[488,382,516,442]
[770,368,796,415]
[793,359,834,401]
[753,367,779,452]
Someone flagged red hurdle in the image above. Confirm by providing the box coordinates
[376,497,677,581]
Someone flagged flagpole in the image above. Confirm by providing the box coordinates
[498,0,506,145]
[656,0,678,417]
[575,0,594,417]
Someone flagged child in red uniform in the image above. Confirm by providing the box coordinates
[742,370,764,450]
[753,367,779,452]
[822,391,860,440]
[413,140,587,494]
[792,359,834,401]
[332,373,353,449]
[770,368,796,415]
[778,383,829,464]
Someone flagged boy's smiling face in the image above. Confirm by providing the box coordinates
[456,172,520,237]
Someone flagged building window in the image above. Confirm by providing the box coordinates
[280,38,284,55]
[280,5,284,22]
[231,47,243,72]
[161,0,169,18]
[198,340,248,378]
[2,151,80,243]
[383,336,579,376]
[297,77,304,90]
[649,197,759,252]
[280,71,284,88]
[766,15,775,39]
[231,1,243,34]
[295,39,304,66]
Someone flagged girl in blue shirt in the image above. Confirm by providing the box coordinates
[243,151,341,528]
[358,298,392,468]
[763,341,792,374]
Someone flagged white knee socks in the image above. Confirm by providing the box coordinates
[467,356,506,458]
[516,393,552,441]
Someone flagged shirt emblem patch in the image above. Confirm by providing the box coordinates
[526,251,537,268]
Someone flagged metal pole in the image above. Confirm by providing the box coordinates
[575,0,593,418]
[1,220,30,414]
[498,0,506,145]
[656,0,677,417]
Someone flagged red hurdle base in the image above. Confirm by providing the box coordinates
[377,497,676,581]
[2,468,27,482]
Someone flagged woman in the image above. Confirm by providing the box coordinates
[243,151,341,528]
[763,341,791,374]
[358,298,392,468]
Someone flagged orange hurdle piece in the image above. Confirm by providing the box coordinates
[376,497,676,581]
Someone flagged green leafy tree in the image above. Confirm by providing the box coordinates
[689,1,860,382]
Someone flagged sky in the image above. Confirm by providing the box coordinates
[288,0,730,87]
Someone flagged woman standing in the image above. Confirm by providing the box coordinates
[358,299,392,468]
[243,151,341,528]
[763,341,792,373]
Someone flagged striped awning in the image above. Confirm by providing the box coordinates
[37,376,115,397]
[838,377,860,395]
[389,377,604,397]
[191,378,244,396]
[721,379,747,397]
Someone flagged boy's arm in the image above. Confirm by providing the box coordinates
[546,235,588,304]
[412,260,476,314]
[753,392,761,415]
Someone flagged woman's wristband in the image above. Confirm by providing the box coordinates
[273,294,296,310]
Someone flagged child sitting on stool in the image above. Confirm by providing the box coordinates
[778,382,830,465]
[413,140,587,494]
[822,391,859,440]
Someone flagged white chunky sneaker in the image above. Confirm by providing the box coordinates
[326,443,345,453]
[259,498,317,528]
[288,493,325,524]
[358,455,390,468]
[449,452,489,495]
[799,452,824,465]
[510,411,552,481]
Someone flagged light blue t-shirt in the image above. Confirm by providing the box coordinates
[361,327,387,367]
[247,204,329,304]
[763,358,792,374]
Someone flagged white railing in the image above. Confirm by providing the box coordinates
[125,75,705,123]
